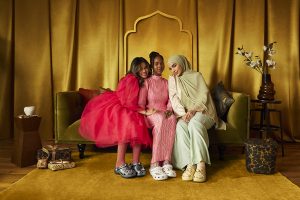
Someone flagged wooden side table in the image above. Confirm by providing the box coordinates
[250,99,284,156]
[11,115,42,167]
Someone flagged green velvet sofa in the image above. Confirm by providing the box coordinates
[54,91,250,159]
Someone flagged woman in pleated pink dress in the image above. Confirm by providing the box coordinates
[79,57,153,179]
[138,52,177,181]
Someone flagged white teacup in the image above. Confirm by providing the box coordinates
[24,106,35,116]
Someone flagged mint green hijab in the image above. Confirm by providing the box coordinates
[168,55,218,123]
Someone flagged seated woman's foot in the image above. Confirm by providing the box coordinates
[182,164,196,181]
[150,166,168,181]
[162,164,176,178]
[130,162,146,177]
[193,167,206,183]
[114,163,136,178]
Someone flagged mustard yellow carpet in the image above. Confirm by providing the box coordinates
[1,152,300,200]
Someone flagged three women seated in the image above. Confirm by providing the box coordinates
[79,52,219,183]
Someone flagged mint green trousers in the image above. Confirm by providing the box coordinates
[172,112,215,170]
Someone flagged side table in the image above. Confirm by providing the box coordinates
[11,115,42,167]
[250,99,284,156]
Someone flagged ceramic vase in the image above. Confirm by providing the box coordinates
[257,73,275,100]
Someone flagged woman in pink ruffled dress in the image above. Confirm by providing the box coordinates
[138,52,177,181]
[79,57,153,179]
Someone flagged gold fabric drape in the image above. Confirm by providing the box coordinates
[0,0,13,138]
[0,0,299,141]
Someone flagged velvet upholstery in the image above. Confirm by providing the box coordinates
[209,92,250,145]
[55,91,93,144]
[212,81,235,119]
[55,91,250,156]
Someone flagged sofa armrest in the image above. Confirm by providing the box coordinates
[210,92,250,145]
[226,92,250,141]
[54,91,83,142]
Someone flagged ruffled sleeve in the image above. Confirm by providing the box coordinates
[116,74,140,111]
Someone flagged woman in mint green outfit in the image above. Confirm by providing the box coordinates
[167,55,219,183]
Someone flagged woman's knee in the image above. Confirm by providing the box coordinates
[151,112,165,122]
[176,120,187,130]
[175,120,189,137]
[189,113,214,130]
[187,121,207,136]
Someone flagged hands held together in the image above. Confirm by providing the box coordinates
[182,110,196,123]
[139,108,156,116]
[139,109,173,118]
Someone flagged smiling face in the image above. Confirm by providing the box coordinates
[153,56,165,76]
[138,62,149,79]
[169,63,183,76]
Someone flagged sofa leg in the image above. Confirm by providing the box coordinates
[218,145,226,160]
[241,145,245,154]
[77,144,86,159]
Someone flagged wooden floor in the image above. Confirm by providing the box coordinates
[0,139,299,192]
[0,139,35,192]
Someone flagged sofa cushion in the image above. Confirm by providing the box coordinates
[78,87,111,106]
[212,81,235,120]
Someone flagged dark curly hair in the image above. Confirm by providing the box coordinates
[127,57,150,86]
[149,51,164,73]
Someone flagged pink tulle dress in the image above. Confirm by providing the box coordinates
[79,74,152,148]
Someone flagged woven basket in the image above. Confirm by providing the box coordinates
[245,138,278,174]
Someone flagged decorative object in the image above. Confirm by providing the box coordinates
[47,160,76,171]
[12,116,42,167]
[24,106,35,116]
[245,138,278,174]
[78,87,111,107]
[236,42,277,100]
[211,81,235,120]
[37,145,72,161]
[36,147,50,169]
[37,146,75,170]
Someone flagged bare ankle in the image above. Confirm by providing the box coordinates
[150,162,160,169]
[116,160,126,167]
[197,162,206,170]
[163,160,171,165]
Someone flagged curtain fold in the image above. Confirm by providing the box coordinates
[0,0,299,140]
[14,0,53,139]
[50,0,78,92]
[0,0,13,139]
[267,0,300,141]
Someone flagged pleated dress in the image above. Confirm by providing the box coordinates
[138,75,176,163]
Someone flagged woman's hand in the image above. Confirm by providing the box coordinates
[182,110,196,123]
[146,108,156,116]
[138,108,156,116]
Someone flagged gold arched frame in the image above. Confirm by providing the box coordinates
[124,10,194,73]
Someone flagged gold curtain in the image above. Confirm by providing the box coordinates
[0,0,13,138]
[0,0,299,141]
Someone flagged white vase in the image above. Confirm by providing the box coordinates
[24,106,35,116]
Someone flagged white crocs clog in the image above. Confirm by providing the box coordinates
[162,164,176,178]
[150,166,168,181]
